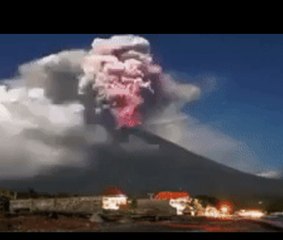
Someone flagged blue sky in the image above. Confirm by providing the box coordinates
[0,34,282,172]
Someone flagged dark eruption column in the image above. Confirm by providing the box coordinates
[78,35,162,129]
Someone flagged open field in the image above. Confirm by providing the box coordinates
[0,213,282,232]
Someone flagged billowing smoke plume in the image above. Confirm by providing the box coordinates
[79,36,201,128]
[79,36,163,128]
[0,50,109,179]
[0,35,201,179]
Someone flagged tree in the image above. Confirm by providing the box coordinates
[130,198,138,209]
[28,188,38,198]
[195,195,219,207]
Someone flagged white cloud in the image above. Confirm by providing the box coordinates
[0,50,110,179]
[257,170,283,179]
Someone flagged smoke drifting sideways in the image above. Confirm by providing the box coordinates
[0,35,201,179]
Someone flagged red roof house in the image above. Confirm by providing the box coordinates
[102,187,126,196]
[154,191,190,200]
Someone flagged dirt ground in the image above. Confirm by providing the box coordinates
[0,214,98,232]
[0,213,281,232]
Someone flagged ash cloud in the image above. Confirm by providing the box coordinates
[144,73,261,174]
[0,49,111,179]
[0,35,263,181]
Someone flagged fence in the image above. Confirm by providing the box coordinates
[10,196,102,214]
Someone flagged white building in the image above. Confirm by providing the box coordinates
[102,195,128,210]
[102,187,128,211]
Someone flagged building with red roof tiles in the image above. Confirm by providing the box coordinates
[154,191,190,200]
[102,187,128,211]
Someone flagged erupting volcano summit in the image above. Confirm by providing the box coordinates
[78,35,163,128]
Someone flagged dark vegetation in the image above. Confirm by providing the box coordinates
[16,188,79,199]
[195,195,220,207]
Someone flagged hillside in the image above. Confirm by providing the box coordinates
[1,128,283,199]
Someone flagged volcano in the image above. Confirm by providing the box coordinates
[1,128,283,199]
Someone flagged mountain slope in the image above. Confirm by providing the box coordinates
[1,128,283,199]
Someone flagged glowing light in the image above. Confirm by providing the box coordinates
[236,210,265,219]
[217,200,233,215]
[204,206,221,218]
[220,206,229,214]
[203,205,233,219]
[169,197,189,215]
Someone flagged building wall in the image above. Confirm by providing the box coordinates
[10,196,102,214]
[135,199,176,215]
[10,197,179,216]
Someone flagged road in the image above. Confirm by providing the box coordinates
[0,214,282,232]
